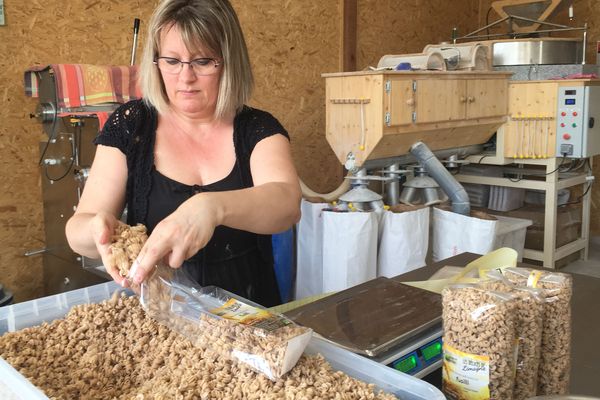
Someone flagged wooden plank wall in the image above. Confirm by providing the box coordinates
[0,0,514,302]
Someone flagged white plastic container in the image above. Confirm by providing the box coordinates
[488,186,526,211]
[493,215,533,261]
[432,207,532,261]
[525,188,570,206]
[0,282,444,400]
[459,165,503,207]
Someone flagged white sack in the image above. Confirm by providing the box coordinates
[432,207,498,261]
[377,207,429,277]
[295,200,328,299]
[322,211,378,292]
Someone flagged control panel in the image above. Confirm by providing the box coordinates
[556,86,600,158]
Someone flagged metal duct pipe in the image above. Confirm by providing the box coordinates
[410,141,470,215]
[384,164,401,206]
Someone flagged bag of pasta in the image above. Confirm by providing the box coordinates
[138,265,312,380]
[109,222,312,381]
[478,271,544,400]
[502,267,572,396]
[442,284,518,400]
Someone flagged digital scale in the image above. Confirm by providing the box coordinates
[285,277,443,378]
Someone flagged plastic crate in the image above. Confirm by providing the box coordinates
[0,282,444,400]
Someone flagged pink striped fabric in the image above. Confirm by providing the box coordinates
[24,64,142,108]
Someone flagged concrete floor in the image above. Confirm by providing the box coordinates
[561,236,600,278]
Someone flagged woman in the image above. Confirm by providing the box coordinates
[65,0,301,307]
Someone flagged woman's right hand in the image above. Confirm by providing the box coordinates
[89,212,128,286]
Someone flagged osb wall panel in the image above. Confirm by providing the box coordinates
[357,0,481,69]
[233,0,341,193]
[0,0,158,303]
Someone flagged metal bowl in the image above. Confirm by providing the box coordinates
[492,38,583,66]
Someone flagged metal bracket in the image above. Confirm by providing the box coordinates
[345,152,357,172]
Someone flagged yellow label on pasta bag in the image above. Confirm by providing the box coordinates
[210,298,289,331]
[527,270,543,288]
[442,343,490,400]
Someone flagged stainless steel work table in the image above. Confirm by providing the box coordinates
[393,252,599,397]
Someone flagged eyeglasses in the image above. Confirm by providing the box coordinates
[154,56,221,75]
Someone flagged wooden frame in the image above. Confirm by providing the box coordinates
[341,0,357,72]
[491,0,562,33]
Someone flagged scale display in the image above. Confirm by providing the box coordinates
[390,338,443,375]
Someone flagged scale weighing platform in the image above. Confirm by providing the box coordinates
[285,277,443,378]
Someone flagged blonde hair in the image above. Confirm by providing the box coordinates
[139,0,253,119]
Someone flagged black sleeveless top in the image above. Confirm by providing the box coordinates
[94,100,288,306]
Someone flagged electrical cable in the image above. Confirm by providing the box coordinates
[545,154,568,175]
[43,123,78,182]
[561,181,593,206]
[508,155,567,182]
[508,175,523,182]
[37,116,58,166]
[567,158,586,172]
[44,150,76,181]
[560,157,594,206]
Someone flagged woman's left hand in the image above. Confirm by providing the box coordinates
[129,194,220,284]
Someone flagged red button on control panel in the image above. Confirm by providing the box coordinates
[560,123,565,127]
[563,133,571,140]
[561,112,567,116]
[573,111,578,116]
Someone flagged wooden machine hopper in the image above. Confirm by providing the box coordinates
[323,70,511,168]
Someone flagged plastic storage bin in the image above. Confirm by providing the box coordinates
[0,281,125,334]
[492,215,533,261]
[0,282,444,400]
[432,207,532,262]
[525,188,571,206]
[459,164,503,208]
[488,186,526,211]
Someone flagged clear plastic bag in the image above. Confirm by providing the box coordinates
[478,271,544,400]
[442,284,518,400]
[137,264,313,381]
[502,267,572,396]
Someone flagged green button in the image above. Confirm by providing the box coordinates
[572,123,577,128]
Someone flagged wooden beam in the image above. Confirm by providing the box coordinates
[341,0,357,72]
